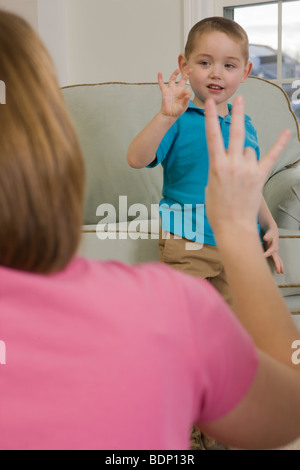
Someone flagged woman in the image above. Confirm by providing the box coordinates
[0,10,299,450]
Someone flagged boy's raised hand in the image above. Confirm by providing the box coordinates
[127,69,192,169]
[205,96,291,238]
[158,69,192,119]
[263,229,285,274]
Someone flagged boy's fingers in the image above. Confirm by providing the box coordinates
[205,98,225,164]
[178,68,193,87]
[259,129,291,179]
[279,257,284,274]
[263,246,274,258]
[269,253,284,275]
[157,72,165,91]
[228,96,245,158]
[158,69,181,91]
[263,232,272,242]
[169,69,180,85]
[183,89,192,103]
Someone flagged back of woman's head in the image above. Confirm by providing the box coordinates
[0,10,85,274]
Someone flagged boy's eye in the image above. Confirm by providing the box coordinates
[199,61,209,66]
[225,64,235,69]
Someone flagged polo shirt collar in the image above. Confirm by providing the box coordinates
[187,100,251,123]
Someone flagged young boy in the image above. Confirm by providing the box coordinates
[127,17,283,308]
[127,16,284,450]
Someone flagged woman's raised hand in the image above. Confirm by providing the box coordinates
[205,96,291,238]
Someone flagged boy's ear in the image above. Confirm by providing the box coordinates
[178,54,188,74]
[241,61,253,83]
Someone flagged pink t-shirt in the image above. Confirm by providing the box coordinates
[0,256,258,450]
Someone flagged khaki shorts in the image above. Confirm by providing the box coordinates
[159,230,232,307]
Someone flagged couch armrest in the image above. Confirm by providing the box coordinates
[267,228,300,299]
[263,168,300,230]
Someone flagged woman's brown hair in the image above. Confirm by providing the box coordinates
[0,10,85,274]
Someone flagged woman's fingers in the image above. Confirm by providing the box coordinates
[228,96,245,158]
[259,129,291,180]
[205,95,291,184]
[205,98,225,166]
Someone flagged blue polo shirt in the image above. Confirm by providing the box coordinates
[148,101,260,245]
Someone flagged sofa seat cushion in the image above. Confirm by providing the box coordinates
[79,223,160,264]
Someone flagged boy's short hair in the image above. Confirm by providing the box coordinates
[185,16,249,63]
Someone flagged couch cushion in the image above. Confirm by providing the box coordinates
[62,83,163,225]
[285,298,300,316]
[79,223,159,264]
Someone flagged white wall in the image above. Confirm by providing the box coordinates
[184,0,215,45]
[37,0,68,86]
[0,0,187,86]
[66,0,184,85]
[0,0,69,86]
[0,0,38,29]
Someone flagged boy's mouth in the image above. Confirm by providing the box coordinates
[207,84,224,91]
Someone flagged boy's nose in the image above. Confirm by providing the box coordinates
[209,64,222,79]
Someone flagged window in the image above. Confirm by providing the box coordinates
[214,0,300,122]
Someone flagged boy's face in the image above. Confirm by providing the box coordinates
[179,31,252,116]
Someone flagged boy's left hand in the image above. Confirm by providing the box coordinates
[262,229,284,274]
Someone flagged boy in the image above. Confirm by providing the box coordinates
[127,18,283,449]
[127,17,283,307]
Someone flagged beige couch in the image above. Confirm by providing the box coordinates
[61,77,300,326]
